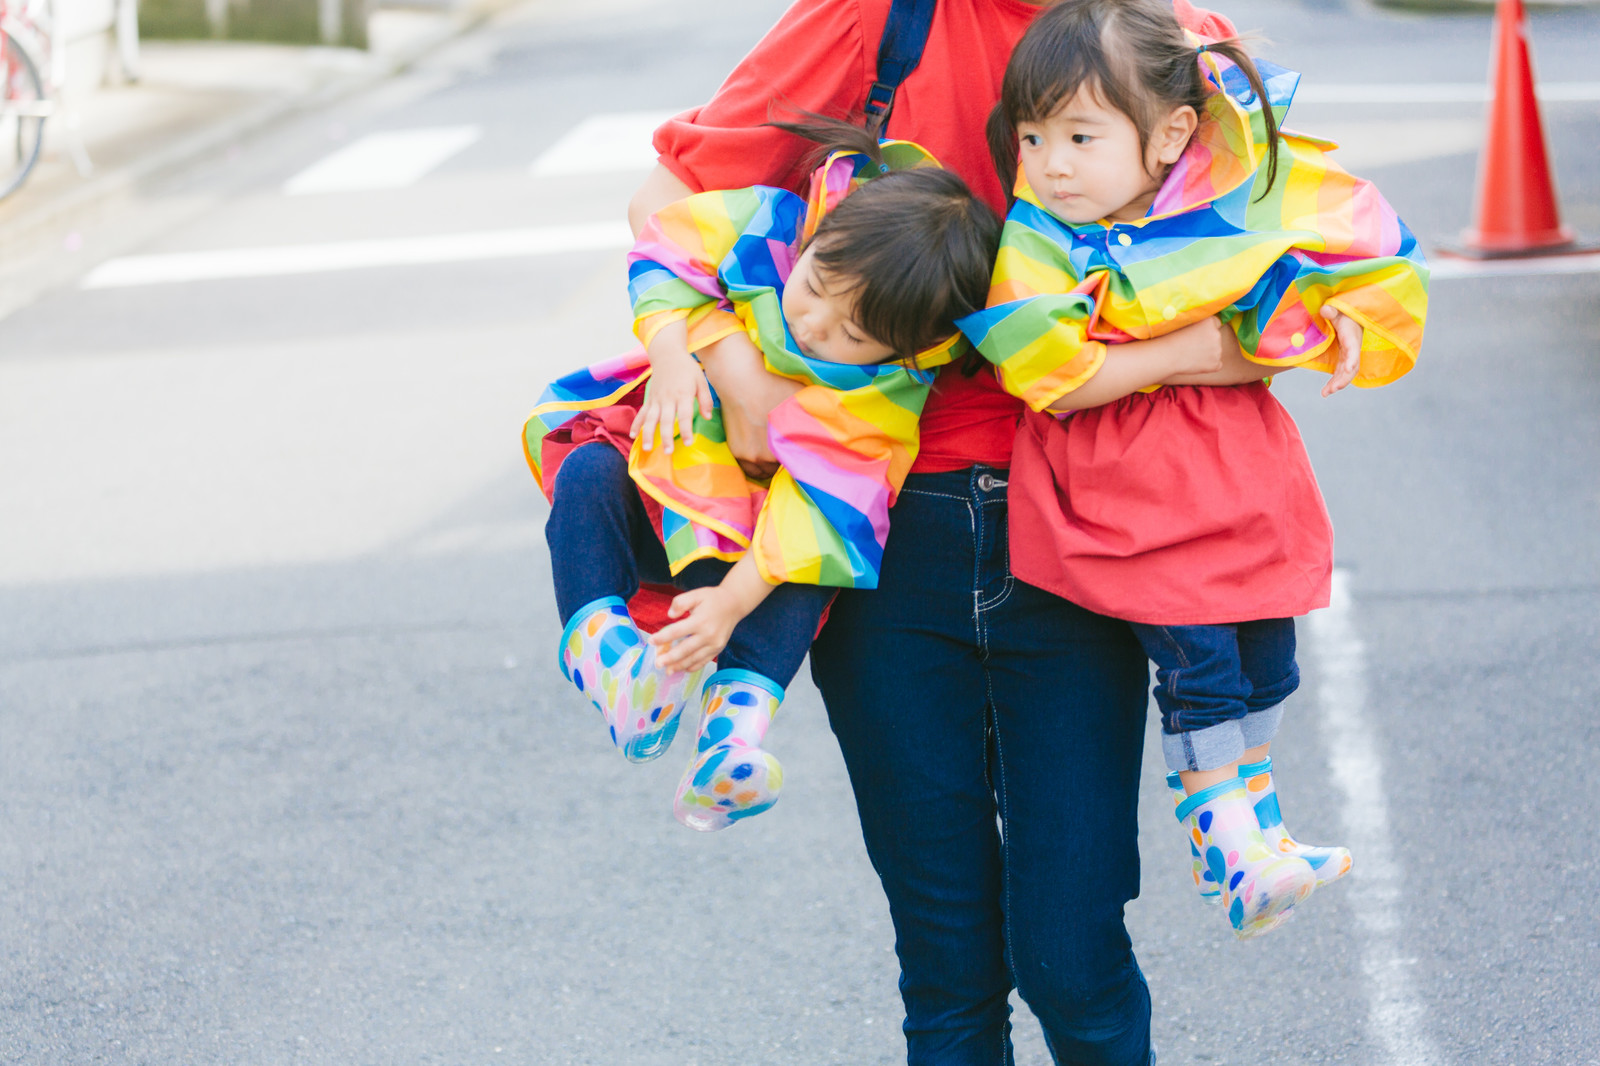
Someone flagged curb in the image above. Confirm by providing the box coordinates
[0,0,520,257]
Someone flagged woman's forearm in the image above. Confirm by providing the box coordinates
[1044,317,1270,412]
[1162,325,1281,386]
[698,331,803,478]
[629,165,695,238]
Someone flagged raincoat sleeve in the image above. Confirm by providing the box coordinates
[1229,133,1430,387]
[750,366,931,589]
[955,205,1108,412]
[627,185,801,356]
[521,347,653,494]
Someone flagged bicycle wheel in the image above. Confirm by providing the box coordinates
[0,28,47,201]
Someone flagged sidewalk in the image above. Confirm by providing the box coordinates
[0,0,517,317]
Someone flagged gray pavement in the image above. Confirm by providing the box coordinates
[2,0,1598,1063]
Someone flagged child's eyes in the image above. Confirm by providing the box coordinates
[1019,134,1041,148]
[1072,134,1093,145]
[841,327,862,344]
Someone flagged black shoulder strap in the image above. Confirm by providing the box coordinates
[864,0,937,132]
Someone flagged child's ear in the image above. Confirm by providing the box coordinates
[1152,105,1199,166]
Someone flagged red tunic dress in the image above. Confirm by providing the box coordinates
[1007,383,1333,626]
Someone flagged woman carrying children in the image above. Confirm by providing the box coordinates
[960,0,1427,938]
[623,1,1265,1063]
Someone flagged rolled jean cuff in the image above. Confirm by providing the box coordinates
[1240,702,1285,749]
[1162,720,1246,773]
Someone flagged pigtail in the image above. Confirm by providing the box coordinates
[1203,38,1281,200]
[765,111,886,174]
[986,102,1020,208]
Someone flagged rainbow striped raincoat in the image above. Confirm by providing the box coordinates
[524,142,959,591]
[957,45,1429,411]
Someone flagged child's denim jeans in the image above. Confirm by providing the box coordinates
[545,443,831,688]
[1128,619,1299,773]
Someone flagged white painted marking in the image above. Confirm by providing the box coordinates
[1297,81,1600,104]
[530,110,679,176]
[1429,250,1600,280]
[1308,571,1439,1066]
[80,221,634,289]
[284,125,483,194]
[1310,118,1482,172]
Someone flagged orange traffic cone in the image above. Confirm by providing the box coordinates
[1456,0,1575,257]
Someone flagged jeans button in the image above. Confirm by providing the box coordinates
[977,473,996,492]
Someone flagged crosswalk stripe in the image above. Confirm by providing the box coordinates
[284,126,484,195]
[530,111,678,176]
[80,221,635,289]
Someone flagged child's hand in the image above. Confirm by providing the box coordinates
[631,356,714,453]
[1320,306,1365,397]
[651,586,743,673]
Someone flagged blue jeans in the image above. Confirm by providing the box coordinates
[810,467,1153,1066]
[1128,620,1299,774]
[545,444,832,687]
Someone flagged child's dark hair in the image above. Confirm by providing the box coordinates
[767,115,1002,359]
[986,0,1280,204]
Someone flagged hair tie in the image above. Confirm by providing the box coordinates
[1196,42,1209,55]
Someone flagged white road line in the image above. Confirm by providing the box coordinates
[1429,250,1600,279]
[530,110,679,176]
[79,221,634,289]
[1308,571,1439,1066]
[1298,81,1600,104]
[284,126,483,194]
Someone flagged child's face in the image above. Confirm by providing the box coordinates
[781,246,898,365]
[1017,86,1194,225]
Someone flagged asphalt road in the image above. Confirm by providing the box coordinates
[2,0,1597,1063]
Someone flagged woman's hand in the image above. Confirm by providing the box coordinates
[1319,305,1365,397]
[699,331,803,480]
[1163,315,1231,377]
[1158,315,1258,383]
[631,352,713,453]
[1162,318,1276,387]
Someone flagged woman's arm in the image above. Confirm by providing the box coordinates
[628,165,694,238]
[1046,317,1250,412]
[698,335,803,480]
[1161,323,1285,386]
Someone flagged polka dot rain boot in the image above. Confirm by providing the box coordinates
[1166,772,1224,906]
[1175,779,1317,939]
[558,596,708,763]
[673,669,783,832]
[1239,757,1353,890]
